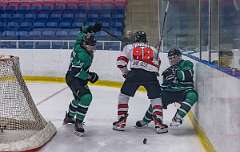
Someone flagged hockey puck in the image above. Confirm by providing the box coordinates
[143,138,147,144]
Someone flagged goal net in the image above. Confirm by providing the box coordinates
[0,55,56,151]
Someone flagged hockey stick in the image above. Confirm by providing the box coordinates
[102,29,128,43]
[156,0,171,52]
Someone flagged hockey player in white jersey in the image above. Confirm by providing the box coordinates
[113,31,168,134]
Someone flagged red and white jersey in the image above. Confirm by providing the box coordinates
[116,42,161,73]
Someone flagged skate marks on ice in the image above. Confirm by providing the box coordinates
[29,84,203,152]
[40,121,200,152]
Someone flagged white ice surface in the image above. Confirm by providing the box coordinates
[26,82,204,152]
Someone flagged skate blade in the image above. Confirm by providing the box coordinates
[63,122,74,125]
[74,131,85,137]
[134,124,148,129]
[156,128,168,134]
[113,126,125,131]
[169,123,182,128]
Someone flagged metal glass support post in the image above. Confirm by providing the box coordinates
[208,0,212,62]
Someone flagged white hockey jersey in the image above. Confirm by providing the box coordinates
[116,42,161,73]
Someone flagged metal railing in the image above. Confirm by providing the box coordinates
[0,40,122,51]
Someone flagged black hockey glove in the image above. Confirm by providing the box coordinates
[89,72,99,83]
[87,22,102,33]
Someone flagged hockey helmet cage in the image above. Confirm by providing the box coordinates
[134,31,147,43]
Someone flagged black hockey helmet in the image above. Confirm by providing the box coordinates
[85,34,97,46]
[168,48,182,57]
[134,31,147,43]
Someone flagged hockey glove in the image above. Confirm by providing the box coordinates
[162,65,178,83]
[93,22,102,32]
[86,23,102,33]
[88,72,99,83]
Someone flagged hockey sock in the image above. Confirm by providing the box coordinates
[75,93,93,122]
[142,105,153,124]
[150,98,163,122]
[176,90,198,119]
[117,93,130,119]
[68,99,78,118]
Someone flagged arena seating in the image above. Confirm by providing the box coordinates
[0,0,127,41]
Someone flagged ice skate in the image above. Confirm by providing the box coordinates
[113,114,128,131]
[74,119,85,136]
[153,116,168,134]
[135,120,149,128]
[170,114,183,128]
[63,112,75,125]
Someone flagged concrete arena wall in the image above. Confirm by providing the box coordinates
[1,49,240,152]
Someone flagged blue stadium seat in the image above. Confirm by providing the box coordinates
[20,22,33,31]
[0,22,6,30]
[62,13,74,21]
[29,31,42,39]
[69,30,79,38]
[87,18,99,23]
[42,30,56,39]
[112,21,123,27]
[112,13,124,19]
[37,14,49,19]
[7,22,19,29]
[95,31,108,40]
[3,31,17,40]
[25,14,37,20]
[86,21,96,26]
[59,22,72,28]
[88,13,99,19]
[0,14,11,21]
[50,13,62,19]
[75,13,87,19]
[56,30,68,39]
[72,22,83,28]
[0,0,126,41]
[99,12,111,19]
[12,14,25,20]
[33,22,46,28]
[17,31,29,39]
[46,22,58,28]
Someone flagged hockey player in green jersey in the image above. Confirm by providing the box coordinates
[63,23,102,136]
[136,48,198,128]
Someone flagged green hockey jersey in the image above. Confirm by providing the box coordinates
[162,60,194,91]
[69,31,93,81]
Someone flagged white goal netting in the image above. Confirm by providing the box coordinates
[0,55,56,151]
